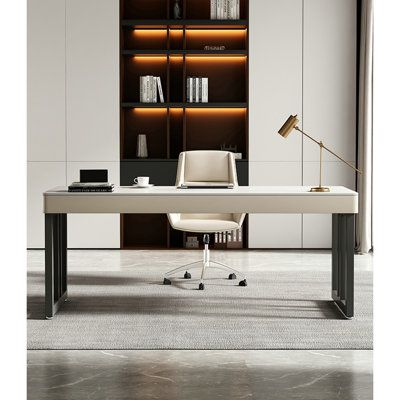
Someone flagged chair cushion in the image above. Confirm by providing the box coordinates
[172,218,240,233]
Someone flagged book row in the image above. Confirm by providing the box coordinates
[215,228,243,244]
[140,76,165,103]
[210,0,241,20]
[186,77,208,103]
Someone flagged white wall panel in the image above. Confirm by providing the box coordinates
[249,162,302,248]
[248,0,303,248]
[303,0,357,162]
[67,162,120,248]
[28,0,66,161]
[249,0,303,162]
[302,161,356,248]
[28,162,66,248]
[66,0,119,162]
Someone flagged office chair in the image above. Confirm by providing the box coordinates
[163,150,247,290]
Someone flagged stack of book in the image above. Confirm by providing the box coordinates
[68,182,114,192]
[140,76,164,103]
[186,77,208,103]
[210,0,240,20]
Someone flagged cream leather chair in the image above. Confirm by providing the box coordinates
[163,150,247,290]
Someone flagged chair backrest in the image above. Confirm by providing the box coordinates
[175,150,238,185]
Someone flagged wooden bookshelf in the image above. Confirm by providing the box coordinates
[120,0,249,249]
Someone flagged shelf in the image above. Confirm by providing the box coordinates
[121,102,247,108]
[122,50,247,56]
[122,19,248,28]
[120,0,249,249]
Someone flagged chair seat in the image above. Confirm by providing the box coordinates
[172,218,240,233]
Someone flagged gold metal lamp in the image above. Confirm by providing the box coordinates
[278,115,362,192]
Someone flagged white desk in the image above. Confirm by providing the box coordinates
[43,186,358,319]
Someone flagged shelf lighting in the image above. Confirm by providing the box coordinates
[185,56,247,62]
[132,56,168,61]
[132,29,167,37]
[133,108,167,114]
[185,29,246,37]
[186,108,246,114]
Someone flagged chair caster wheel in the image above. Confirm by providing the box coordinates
[163,278,171,285]
[199,283,205,290]
[184,271,191,279]
[228,273,237,280]
[239,279,247,287]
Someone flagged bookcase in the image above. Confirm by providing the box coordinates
[120,0,249,249]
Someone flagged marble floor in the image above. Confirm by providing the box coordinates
[27,250,373,399]
[28,350,372,400]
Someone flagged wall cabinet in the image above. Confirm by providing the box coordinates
[249,0,357,249]
[27,162,66,248]
[28,0,66,161]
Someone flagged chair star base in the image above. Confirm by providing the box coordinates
[163,235,247,290]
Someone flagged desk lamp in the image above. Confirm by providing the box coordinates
[278,115,362,192]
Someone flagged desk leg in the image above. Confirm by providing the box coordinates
[45,213,68,319]
[332,213,354,319]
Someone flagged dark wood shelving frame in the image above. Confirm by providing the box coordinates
[120,0,249,250]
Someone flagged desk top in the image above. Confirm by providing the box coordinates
[43,186,358,214]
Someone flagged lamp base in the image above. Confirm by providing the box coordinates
[310,186,330,193]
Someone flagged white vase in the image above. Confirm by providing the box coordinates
[136,134,148,158]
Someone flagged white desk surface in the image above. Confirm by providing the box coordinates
[45,186,357,196]
[44,186,358,214]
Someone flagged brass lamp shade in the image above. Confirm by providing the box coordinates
[278,114,299,138]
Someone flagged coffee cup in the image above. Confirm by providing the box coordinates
[134,177,150,186]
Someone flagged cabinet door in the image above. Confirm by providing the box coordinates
[66,0,119,162]
[249,0,303,162]
[28,162,66,248]
[67,162,120,248]
[303,0,357,248]
[28,0,66,161]
[249,162,302,248]
[249,0,303,248]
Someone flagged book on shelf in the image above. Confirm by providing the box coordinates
[211,0,240,20]
[211,0,217,19]
[156,77,164,103]
[68,182,114,192]
[195,77,200,103]
[201,78,208,102]
[186,77,208,103]
[140,76,164,103]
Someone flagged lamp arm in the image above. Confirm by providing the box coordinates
[294,126,362,174]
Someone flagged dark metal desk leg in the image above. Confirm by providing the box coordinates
[45,213,68,319]
[332,213,354,319]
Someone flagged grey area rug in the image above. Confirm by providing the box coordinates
[27,269,372,350]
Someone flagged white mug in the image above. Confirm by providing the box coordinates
[134,176,150,186]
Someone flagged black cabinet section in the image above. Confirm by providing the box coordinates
[120,159,248,186]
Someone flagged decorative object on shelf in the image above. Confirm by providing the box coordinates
[186,77,208,103]
[278,114,362,192]
[173,0,182,19]
[185,236,199,249]
[220,143,237,153]
[211,0,240,20]
[234,153,242,159]
[136,134,148,158]
[204,45,226,51]
[140,76,164,103]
